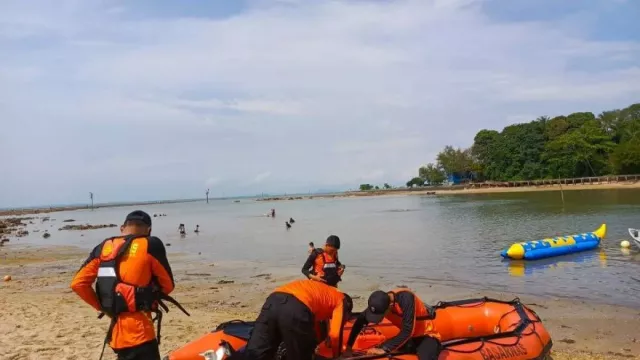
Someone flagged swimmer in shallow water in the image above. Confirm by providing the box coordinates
[178,223,186,235]
[285,221,291,230]
[289,217,295,224]
[194,225,199,233]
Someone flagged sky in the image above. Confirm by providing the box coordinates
[1,0,639,207]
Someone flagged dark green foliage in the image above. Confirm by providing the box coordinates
[413,102,640,182]
[359,184,374,191]
[419,163,446,185]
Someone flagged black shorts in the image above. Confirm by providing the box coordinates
[242,292,317,360]
[114,339,161,360]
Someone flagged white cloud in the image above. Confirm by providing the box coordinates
[1,0,639,206]
[253,172,272,184]
[205,177,222,187]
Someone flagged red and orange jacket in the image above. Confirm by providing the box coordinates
[70,235,174,350]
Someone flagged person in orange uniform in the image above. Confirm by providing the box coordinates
[345,289,441,360]
[301,235,345,287]
[70,210,185,360]
[241,279,353,360]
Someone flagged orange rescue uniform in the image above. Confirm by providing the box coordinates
[70,235,175,350]
[242,279,353,360]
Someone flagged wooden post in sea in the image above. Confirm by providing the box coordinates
[89,192,94,210]
[558,179,565,207]
[206,189,210,204]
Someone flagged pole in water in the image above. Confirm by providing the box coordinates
[206,189,210,204]
[558,180,565,207]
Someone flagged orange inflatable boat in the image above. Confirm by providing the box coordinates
[163,297,552,360]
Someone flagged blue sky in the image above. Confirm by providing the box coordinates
[1,0,639,207]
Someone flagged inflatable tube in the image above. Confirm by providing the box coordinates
[500,224,606,260]
[163,297,552,360]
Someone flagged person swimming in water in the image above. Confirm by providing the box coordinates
[289,217,295,224]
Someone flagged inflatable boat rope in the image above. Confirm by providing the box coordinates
[209,297,549,360]
[434,297,546,355]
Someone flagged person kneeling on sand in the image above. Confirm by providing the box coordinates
[70,210,189,360]
[344,288,441,360]
[239,279,353,360]
[301,235,345,288]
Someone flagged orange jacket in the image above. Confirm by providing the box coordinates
[275,279,352,354]
[380,288,439,351]
[301,248,343,286]
[70,235,175,350]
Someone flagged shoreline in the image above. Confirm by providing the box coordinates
[3,181,640,217]
[1,245,639,360]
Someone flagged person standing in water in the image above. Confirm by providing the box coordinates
[301,235,345,288]
[178,224,185,235]
[271,209,275,217]
[194,225,199,233]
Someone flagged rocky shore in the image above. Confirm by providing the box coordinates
[58,223,118,231]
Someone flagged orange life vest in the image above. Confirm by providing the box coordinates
[311,248,340,286]
[387,288,440,340]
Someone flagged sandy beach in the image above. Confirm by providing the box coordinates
[1,245,638,360]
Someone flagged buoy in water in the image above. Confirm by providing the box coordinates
[620,240,630,249]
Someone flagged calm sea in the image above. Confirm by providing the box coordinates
[7,189,640,307]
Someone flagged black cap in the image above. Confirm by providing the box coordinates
[326,235,341,249]
[364,290,390,324]
[124,210,152,227]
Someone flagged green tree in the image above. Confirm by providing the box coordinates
[611,141,640,174]
[383,183,392,189]
[436,146,474,177]
[406,177,425,188]
[542,120,615,177]
[419,163,446,185]
[359,184,374,191]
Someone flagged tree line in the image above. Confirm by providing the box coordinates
[410,102,640,186]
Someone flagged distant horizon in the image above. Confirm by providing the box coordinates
[0,188,352,211]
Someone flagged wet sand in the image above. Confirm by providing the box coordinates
[1,246,638,360]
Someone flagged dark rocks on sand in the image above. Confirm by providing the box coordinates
[62,219,75,222]
[217,280,234,284]
[43,232,51,239]
[58,223,117,231]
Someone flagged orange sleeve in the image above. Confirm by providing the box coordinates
[147,236,175,294]
[70,244,102,312]
[328,293,353,356]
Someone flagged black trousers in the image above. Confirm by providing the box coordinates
[114,339,161,360]
[412,336,442,360]
[242,292,317,360]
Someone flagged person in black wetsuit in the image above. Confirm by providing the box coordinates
[344,289,441,359]
[301,235,344,288]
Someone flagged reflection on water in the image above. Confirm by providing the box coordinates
[506,250,608,277]
[7,188,640,307]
